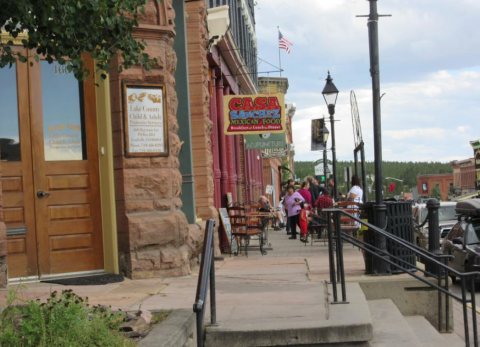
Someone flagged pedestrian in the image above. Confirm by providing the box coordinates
[327,177,335,193]
[315,188,334,216]
[299,201,309,243]
[281,178,295,234]
[306,176,320,205]
[283,185,304,240]
[347,175,363,204]
[258,195,285,229]
[298,181,312,208]
[347,175,363,226]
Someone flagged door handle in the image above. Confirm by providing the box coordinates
[37,191,51,198]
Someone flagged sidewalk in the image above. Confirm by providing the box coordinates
[1,227,474,341]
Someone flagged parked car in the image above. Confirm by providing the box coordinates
[413,201,457,250]
[442,199,480,290]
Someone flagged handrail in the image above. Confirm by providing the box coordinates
[193,219,217,347]
[324,207,479,347]
[322,208,478,278]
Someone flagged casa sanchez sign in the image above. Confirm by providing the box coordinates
[223,94,286,135]
[123,82,168,157]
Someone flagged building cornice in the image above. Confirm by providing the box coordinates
[258,77,290,94]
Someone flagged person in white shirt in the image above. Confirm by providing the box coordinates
[347,175,363,203]
[347,175,363,226]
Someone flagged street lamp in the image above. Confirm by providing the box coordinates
[322,72,339,199]
[385,177,405,199]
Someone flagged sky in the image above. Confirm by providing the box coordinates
[254,0,480,163]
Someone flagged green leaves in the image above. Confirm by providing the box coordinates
[0,0,156,81]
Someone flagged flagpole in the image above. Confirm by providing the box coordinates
[278,26,282,77]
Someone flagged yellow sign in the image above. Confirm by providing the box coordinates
[223,93,286,135]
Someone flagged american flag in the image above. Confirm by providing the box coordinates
[279,31,293,54]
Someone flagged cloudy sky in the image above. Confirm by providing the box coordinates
[254,0,479,163]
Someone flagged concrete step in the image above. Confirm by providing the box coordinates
[368,299,421,347]
[405,315,465,347]
[204,282,372,347]
[440,331,465,347]
[405,316,448,347]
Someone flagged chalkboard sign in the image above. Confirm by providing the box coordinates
[218,208,238,253]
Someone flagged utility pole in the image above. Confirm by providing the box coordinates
[358,0,391,275]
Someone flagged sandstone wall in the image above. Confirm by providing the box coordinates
[109,0,203,279]
[185,0,220,254]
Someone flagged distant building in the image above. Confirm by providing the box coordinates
[450,158,475,195]
[416,173,453,201]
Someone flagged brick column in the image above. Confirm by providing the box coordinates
[109,0,202,279]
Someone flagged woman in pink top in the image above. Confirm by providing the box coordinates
[297,181,312,208]
[283,185,304,240]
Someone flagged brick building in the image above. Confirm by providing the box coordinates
[416,173,454,201]
[450,158,476,195]
[0,0,294,286]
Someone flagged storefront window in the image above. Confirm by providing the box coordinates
[0,65,21,161]
[41,61,86,161]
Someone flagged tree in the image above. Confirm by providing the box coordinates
[0,0,160,81]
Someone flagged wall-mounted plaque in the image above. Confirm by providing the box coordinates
[122,81,168,157]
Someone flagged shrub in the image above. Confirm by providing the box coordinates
[0,288,136,347]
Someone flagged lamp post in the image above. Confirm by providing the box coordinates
[322,72,339,199]
[322,123,330,184]
[385,177,404,199]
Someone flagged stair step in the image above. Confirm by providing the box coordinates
[405,316,447,347]
[440,331,465,347]
[368,299,421,347]
[205,282,372,347]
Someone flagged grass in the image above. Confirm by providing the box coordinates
[0,287,136,347]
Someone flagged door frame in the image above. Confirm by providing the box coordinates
[0,33,119,279]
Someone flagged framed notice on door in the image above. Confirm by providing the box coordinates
[122,81,169,157]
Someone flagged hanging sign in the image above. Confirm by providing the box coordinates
[261,146,288,158]
[245,133,287,150]
[223,93,286,135]
[122,81,168,157]
[265,185,273,195]
[311,118,327,151]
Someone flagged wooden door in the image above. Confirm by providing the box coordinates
[1,54,104,278]
[0,49,39,278]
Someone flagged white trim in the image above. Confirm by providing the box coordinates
[39,270,105,281]
[8,276,40,285]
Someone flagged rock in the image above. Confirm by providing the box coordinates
[119,316,149,334]
[138,310,152,325]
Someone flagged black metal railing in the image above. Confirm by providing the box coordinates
[322,208,479,347]
[193,219,217,347]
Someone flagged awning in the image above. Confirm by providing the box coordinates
[452,192,480,202]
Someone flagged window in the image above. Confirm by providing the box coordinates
[0,64,21,161]
[41,61,86,161]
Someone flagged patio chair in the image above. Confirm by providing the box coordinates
[227,205,266,257]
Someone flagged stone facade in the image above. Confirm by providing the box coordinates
[110,0,203,279]
[185,0,221,254]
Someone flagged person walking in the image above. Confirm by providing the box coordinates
[306,176,320,206]
[281,178,295,234]
[283,185,304,240]
[298,181,312,208]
